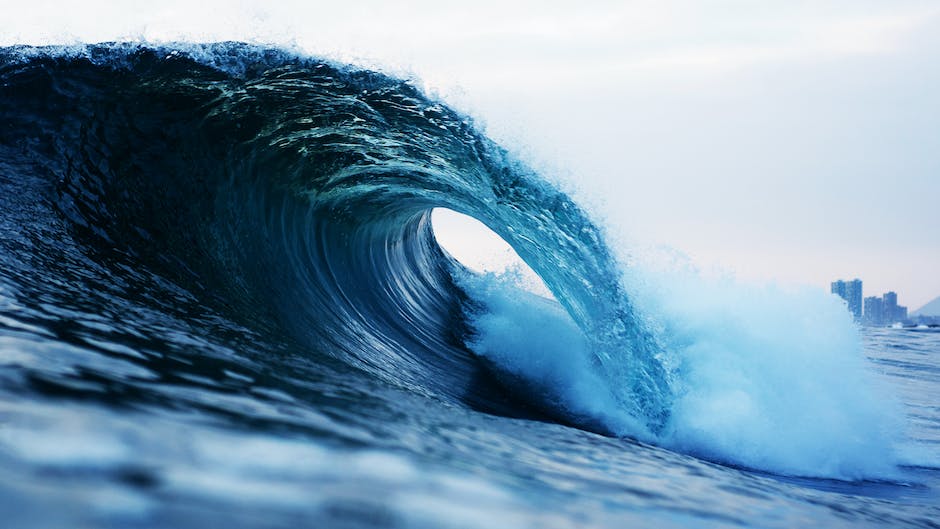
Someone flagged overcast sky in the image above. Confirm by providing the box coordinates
[3,1,938,308]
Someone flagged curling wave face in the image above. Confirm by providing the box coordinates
[0,42,670,435]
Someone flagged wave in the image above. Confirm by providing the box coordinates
[0,42,901,479]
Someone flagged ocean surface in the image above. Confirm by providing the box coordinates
[0,43,938,528]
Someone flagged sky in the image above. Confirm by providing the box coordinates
[2,1,938,309]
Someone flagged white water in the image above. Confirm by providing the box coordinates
[460,264,904,480]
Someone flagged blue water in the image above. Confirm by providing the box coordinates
[0,43,938,528]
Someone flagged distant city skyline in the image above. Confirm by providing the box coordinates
[831,277,911,325]
[829,276,933,315]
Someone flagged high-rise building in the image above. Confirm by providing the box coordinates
[844,279,863,320]
[831,280,846,299]
[864,296,884,326]
[831,278,863,320]
[883,291,899,323]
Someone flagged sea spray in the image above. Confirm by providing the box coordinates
[457,270,654,439]
[646,272,901,479]
[460,263,903,479]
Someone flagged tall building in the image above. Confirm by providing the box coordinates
[831,278,863,320]
[883,291,899,323]
[864,296,884,326]
[844,279,863,320]
[831,280,845,299]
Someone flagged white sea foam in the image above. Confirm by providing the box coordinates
[461,265,903,480]
[459,272,652,438]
